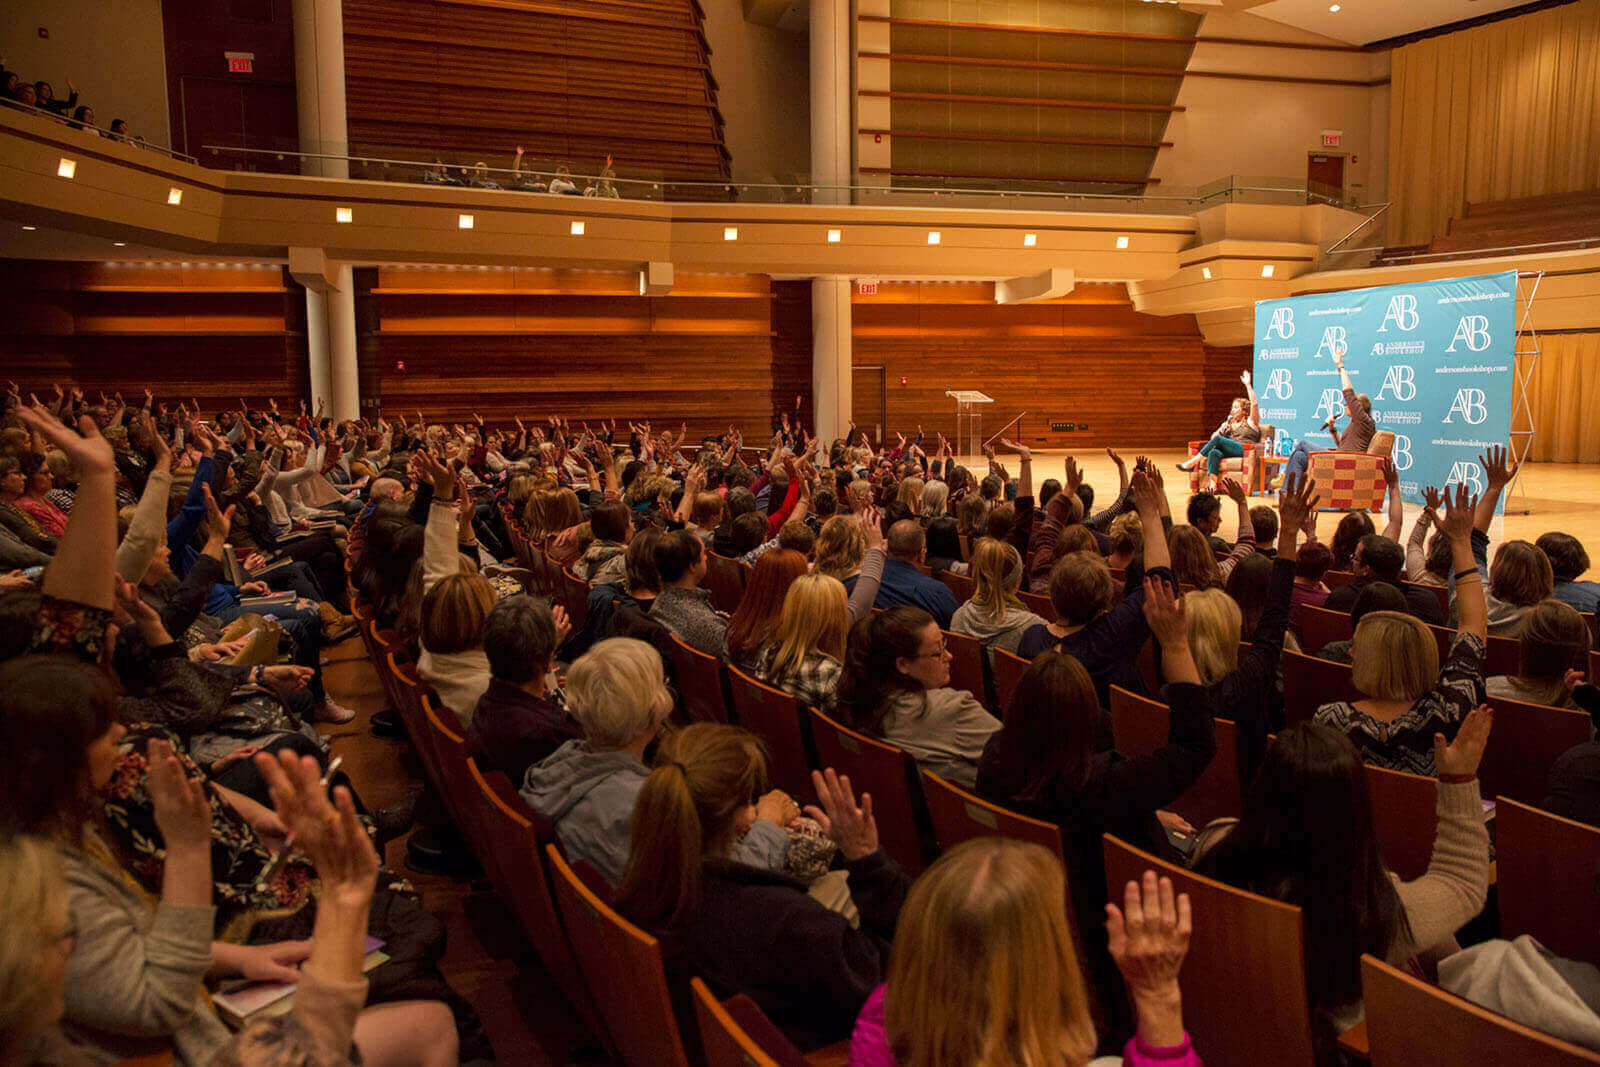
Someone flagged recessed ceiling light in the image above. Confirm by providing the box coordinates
[724,226,739,241]
[167,187,183,205]
[569,220,584,236]
[1023,232,1037,247]
[335,206,353,223]
[1116,235,1130,249]
[1261,264,1275,278]
[57,158,76,179]
[113,241,126,247]
[1329,3,1341,11]
[827,228,842,243]
[927,231,941,245]
[458,213,474,229]
[21,225,36,231]
[1201,266,1212,279]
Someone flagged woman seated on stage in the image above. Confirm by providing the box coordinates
[1177,370,1260,489]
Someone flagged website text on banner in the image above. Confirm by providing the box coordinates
[1253,270,1517,511]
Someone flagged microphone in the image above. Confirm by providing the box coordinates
[1322,414,1339,432]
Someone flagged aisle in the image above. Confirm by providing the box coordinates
[318,636,599,1065]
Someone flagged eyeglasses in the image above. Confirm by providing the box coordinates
[912,641,950,660]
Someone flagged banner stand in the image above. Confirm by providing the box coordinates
[1506,269,1544,516]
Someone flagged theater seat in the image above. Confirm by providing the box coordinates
[1188,424,1274,495]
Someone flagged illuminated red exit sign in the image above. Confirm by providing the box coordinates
[857,280,877,296]
[225,51,254,74]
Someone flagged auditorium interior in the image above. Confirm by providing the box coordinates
[4,0,1600,1062]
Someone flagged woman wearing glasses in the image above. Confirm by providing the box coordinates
[839,606,1000,789]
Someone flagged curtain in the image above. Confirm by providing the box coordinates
[1387,0,1600,246]
[1515,332,1600,463]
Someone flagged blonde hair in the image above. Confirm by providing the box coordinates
[524,486,582,540]
[922,480,949,517]
[1108,512,1144,558]
[566,637,674,748]
[896,477,926,514]
[968,538,1025,623]
[814,514,866,581]
[885,838,1096,1067]
[0,835,68,1061]
[420,572,496,655]
[767,573,849,681]
[1185,588,1242,686]
[1490,540,1554,608]
[1351,610,1439,702]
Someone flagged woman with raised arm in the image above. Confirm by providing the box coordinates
[1315,483,1488,775]
[1450,444,1551,636]
[1177,370,1261,488]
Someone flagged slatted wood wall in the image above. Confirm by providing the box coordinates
[0,261,309,407]
[342,0,732,182]
[851,281,1250,447]
[360,267,788,439]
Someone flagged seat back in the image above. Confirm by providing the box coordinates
[1484,635,1521,677]
[421,693,484,853]
[991,647,1032,716]
[1103,835,1316,1067]
[545,845,691,1067]
[1495,796,1600,965]
[920,770,1065,863]
[942,628,990,711]
[560,567,591,630]
[808,708,933,875]
[1479,696,1592,805]
[725,664,814,800]
[1362,953,1600,1066]
[938,569,975,604]
[667,633,733,724]
[1363,763,1438,882]
[385,651,436,769]
[1323,569,1357,590]
[1017,589,1057,622]
[1298,604,1353,655]
[1109,687,1242,827]
[1281,649,1360,726]
[690,978,787,1067]
[703,552,746,615]
[1404,580,1450,619]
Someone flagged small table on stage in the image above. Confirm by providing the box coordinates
[1258,455,1287,496]
[945,389,994,458]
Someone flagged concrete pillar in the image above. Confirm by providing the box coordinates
[292,0,350,178]
[812,277,853,444]
[305,287,333,415]
[327,265,360,423]
[809,0,851,205]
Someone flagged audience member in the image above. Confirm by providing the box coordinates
[1487,598,1598,710]
[873,520,959,627]
[1538,531,1600,612]
[650,529,726,656]
[949,538,1045,656]
[468,595,580,781]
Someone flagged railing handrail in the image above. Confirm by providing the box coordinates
[0,96,195,163]
[201,143,1318,209]
[1335,235,1600,261]
[1324,202,1391,255]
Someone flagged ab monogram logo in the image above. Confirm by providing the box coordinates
[1391,434,1413,472]
[1443,388,1488,425]
[1377,294,1420,333]
[1445,315,1492,353]
[1314,388,1344,423]
[1263,307,1296,340]
[1264,368,1294,400]
[1314,326,1348,361]
[1446,461,1485,495]
[1376,365,1416,402]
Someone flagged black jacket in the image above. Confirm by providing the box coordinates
[667,849,908,1052]
[1324,575,1444,625]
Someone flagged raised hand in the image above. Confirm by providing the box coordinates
[15,406,114,477]
[1107,870,1192,1049]
[1276,473,1320,533]
[1221,477,1248,505]
[860,505,885,552]
[1439,482,1477,541]
[415,450,457,500]
[1106,447,1126,472]
[147,738,212,851]
[1421,485,1443,513]
[1479,443,1518,488]
[201,486,234,543]
[1434,705,1493,779]
[1239,369,1252,388]
[551,603,572,648]
[255,749,378,909]
[1130,469,1163,517]
[1141,577,1186,646]
[803,768,878,861]
[1063,455,1084,495]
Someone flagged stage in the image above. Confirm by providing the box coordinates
[948,448,1600,555]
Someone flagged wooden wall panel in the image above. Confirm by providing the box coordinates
[852,281,1250,449]
[342,0,731,183]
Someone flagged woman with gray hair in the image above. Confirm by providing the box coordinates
[519,638,791,885]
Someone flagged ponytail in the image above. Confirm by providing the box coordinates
[615,724,770,933]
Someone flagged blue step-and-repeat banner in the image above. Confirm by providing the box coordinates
[1252,270,1517,508]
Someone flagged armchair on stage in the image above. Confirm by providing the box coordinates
[1186,425,1274,496]
[1306,430,1396,512]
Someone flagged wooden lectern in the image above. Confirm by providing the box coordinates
[945,390,994,458]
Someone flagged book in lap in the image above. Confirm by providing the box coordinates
[212,937,388,1028]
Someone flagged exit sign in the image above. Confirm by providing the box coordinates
[857,280,877,296]
[225,51,254,74]
[1321,129,1342,147]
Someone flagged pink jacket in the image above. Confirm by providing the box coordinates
[848,985,1202,1066]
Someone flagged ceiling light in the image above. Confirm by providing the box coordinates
[1201,266,1212,279]
[827,228,842,243]
[724,226,739,241]
[21,225,36,231]
[167,187,183,205]
[1261,264,1275,278]
[1023,232,1037,247]
[1329,3,1340,11]
[927,231,941,245]
[1116,235,1130,249]
[335,206,353,223]
[57,158,76,179]
[569,220,584,236]
[458,214,474,229]
[113,241,126,247]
